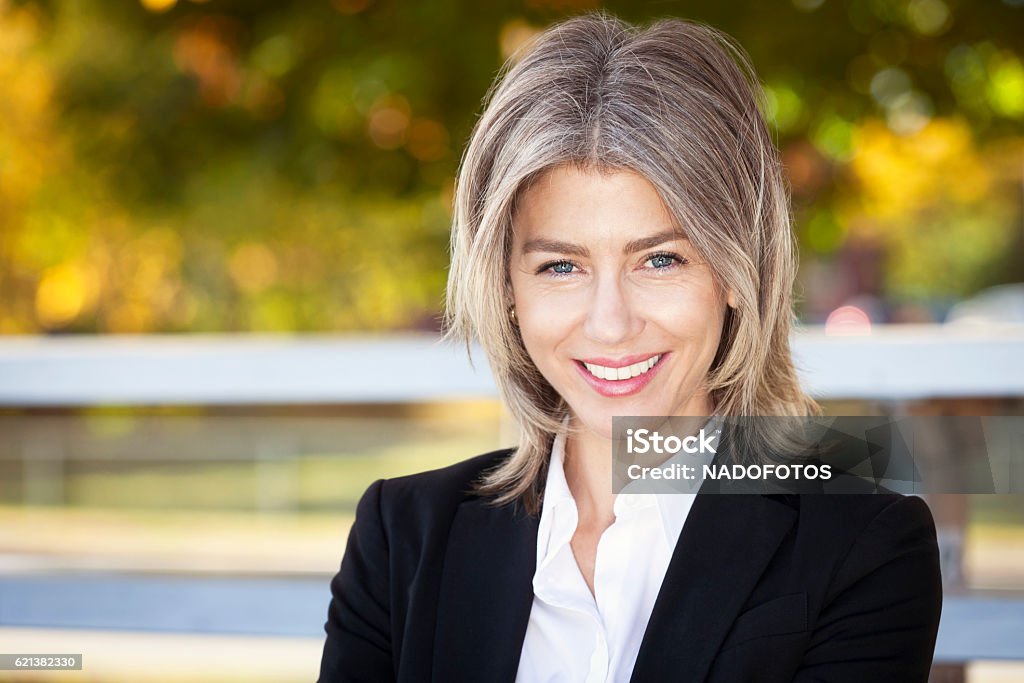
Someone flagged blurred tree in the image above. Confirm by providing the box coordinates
[0,0,1021,332]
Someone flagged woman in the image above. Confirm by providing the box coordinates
[319,12,942,683]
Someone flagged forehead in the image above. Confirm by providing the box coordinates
[511,165,683,244]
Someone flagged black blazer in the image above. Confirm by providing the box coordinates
[318,447,942,682]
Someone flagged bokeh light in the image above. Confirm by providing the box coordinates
[0,0,1019,333]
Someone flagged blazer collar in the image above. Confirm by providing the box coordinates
[629,493,798,682]
[432,490,797,683]
[432,494,540,683]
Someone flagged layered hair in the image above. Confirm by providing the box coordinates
[442,11,821,515]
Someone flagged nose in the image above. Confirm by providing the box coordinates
[582,272,643,346]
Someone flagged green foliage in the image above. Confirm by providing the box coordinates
[1,0,1022,332]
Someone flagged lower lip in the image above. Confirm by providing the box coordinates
[573,354,668,398]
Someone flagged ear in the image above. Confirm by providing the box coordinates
[726,289,737,309]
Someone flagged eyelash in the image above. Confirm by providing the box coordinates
[536,251,689,278]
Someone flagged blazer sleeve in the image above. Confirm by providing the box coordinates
[793,495,943,682]
[318,478,396,683]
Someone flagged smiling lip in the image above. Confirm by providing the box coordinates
[573,352,668,398]
[578,353,661,368]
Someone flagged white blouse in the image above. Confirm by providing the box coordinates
[514,416,720,683]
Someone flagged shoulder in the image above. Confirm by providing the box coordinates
[794,493,937,538]
[377,446,515,507]
[351,447,516,540]
[784,493,940,591]
[759,493,939,573]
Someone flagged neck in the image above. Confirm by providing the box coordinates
[563,421,617,526]
[561,393,717,524]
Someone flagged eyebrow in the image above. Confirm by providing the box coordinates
[520,229,685,257]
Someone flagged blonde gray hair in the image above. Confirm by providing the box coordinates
[442,11,820,515]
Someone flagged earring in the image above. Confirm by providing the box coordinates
[508,306,517,323]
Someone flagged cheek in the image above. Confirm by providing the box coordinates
[649,298,726,366]
[649,285,722,331]
[512,275,580,333]
[517,306,569,363]
[514,300,583,385]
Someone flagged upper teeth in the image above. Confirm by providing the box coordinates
[583,354,661,381]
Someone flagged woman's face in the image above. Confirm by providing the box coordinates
[509,164,733,439]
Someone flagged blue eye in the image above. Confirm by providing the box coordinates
[646,252,687,269]
[552,261,574,274]
[538,260,577,277]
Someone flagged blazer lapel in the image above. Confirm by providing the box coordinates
[432,496,539,683]
[630,494,797,683]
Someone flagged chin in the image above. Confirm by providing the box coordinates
[575,404,652,440]
[581,417,616,440]
[562,404,606,436]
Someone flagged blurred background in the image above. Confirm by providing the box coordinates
[0,0,1022,681]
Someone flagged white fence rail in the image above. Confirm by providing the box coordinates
[0,324,1022,405]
